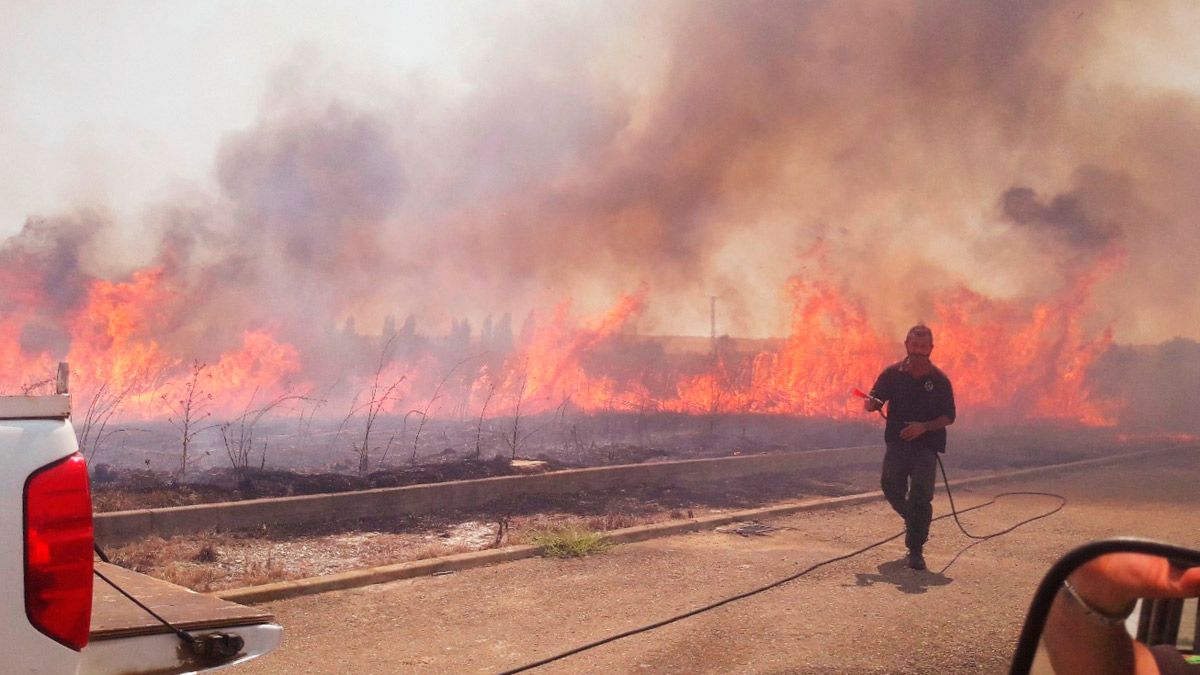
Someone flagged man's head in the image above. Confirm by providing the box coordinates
[905,324,934,359]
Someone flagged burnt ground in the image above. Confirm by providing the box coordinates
[90,449,680,512]
[90,415,1153,513]
[90,456,528,512]
[234,445,1200,675]
[99,469,863,592]
[96,428,1191,592]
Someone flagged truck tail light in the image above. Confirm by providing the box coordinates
[24,453,93,651]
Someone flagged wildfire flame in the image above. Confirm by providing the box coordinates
[0,251,1118,427]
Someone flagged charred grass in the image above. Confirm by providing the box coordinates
[99,470,855,592]
[93,423,1162,592]
[91,457,522,513]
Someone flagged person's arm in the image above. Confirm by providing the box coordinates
[864,372,888,413]
[1043,554,1200,674]
[899,416,951,440]
[1043,574,1143,674]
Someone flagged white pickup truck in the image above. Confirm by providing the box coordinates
[4,366,280,674]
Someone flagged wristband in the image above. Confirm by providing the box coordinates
[1061,579,1137,626]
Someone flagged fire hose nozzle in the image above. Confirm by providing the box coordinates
[851,387,883,405]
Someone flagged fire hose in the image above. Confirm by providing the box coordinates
[496,390,1066,674]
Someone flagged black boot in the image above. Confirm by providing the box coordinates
[906,549,926,571]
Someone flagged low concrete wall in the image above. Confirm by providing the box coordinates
[94,446,879,545]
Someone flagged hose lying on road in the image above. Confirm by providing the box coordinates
[497,458,1066,674]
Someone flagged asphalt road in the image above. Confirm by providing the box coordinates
[238,444,1200,674]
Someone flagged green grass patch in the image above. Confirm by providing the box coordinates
[530,527,613,558]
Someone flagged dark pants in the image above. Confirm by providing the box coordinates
[881,442,937,553]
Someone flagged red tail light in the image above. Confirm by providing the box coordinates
[24,453,93,651]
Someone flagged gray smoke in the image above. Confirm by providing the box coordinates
[6,0,1200,395]
[1001,166,1127,251]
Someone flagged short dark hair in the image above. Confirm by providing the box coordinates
[906,324,933,342]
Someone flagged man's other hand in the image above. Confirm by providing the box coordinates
[900,422,926,440]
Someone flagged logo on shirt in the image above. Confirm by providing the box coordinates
[924,380,934,392]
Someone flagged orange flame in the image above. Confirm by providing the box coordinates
[0,253,1119,428]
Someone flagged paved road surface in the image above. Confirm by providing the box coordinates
[238,445,1200,674]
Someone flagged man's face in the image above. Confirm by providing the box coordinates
[906,334,933,358]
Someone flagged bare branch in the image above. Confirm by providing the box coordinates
[345,332,406,479]
[503,369,529,461]
[161,361,214,479]
[409,355,473,465]
[222,386,317,481]
[474,383,496,460]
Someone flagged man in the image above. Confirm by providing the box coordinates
[864,324,956,571]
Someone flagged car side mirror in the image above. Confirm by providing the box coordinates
[1011,538,1200,674]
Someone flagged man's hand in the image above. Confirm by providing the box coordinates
[1045,553,1200,675]
[900,421,926,441]
[863,398,882,413]
[1072,553,1200,614]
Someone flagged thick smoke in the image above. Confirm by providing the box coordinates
[1001,166,1127,251]
[1091,338,1200,432]
[217,105,405,277]
[4,0,1200,411]
[0,214,104,355]
[131,3,1200,339]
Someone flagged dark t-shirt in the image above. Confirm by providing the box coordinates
[869,360,956,453]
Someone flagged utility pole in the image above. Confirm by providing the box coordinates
[710,295,718,355]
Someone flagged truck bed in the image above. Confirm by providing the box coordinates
[90,563,273,641]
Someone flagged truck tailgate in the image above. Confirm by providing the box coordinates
[83,563,281,674]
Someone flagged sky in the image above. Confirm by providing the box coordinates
[0,1,482,231]
[3,0,1200,345]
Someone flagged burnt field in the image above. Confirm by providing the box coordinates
[88,409,1179,513]
[92,417,1191,593]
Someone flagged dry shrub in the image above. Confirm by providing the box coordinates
[406,543,472,562]
[241,549,291,587]
[108,536,172,571]
[583,510,656,531]
[91,492,143,513]
[193,543,220,563]
[108,532,231,570]
[160,561,220,592]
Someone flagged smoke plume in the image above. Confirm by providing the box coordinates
[3,0,1200,424]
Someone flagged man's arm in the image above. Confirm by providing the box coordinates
[899,416,952,440]
[941,377,956,425]
[1042,585,1146,674]
[1042,554,1200,674]
[865,372,889,413]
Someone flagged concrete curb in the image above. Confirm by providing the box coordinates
[214,442,1197,604]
